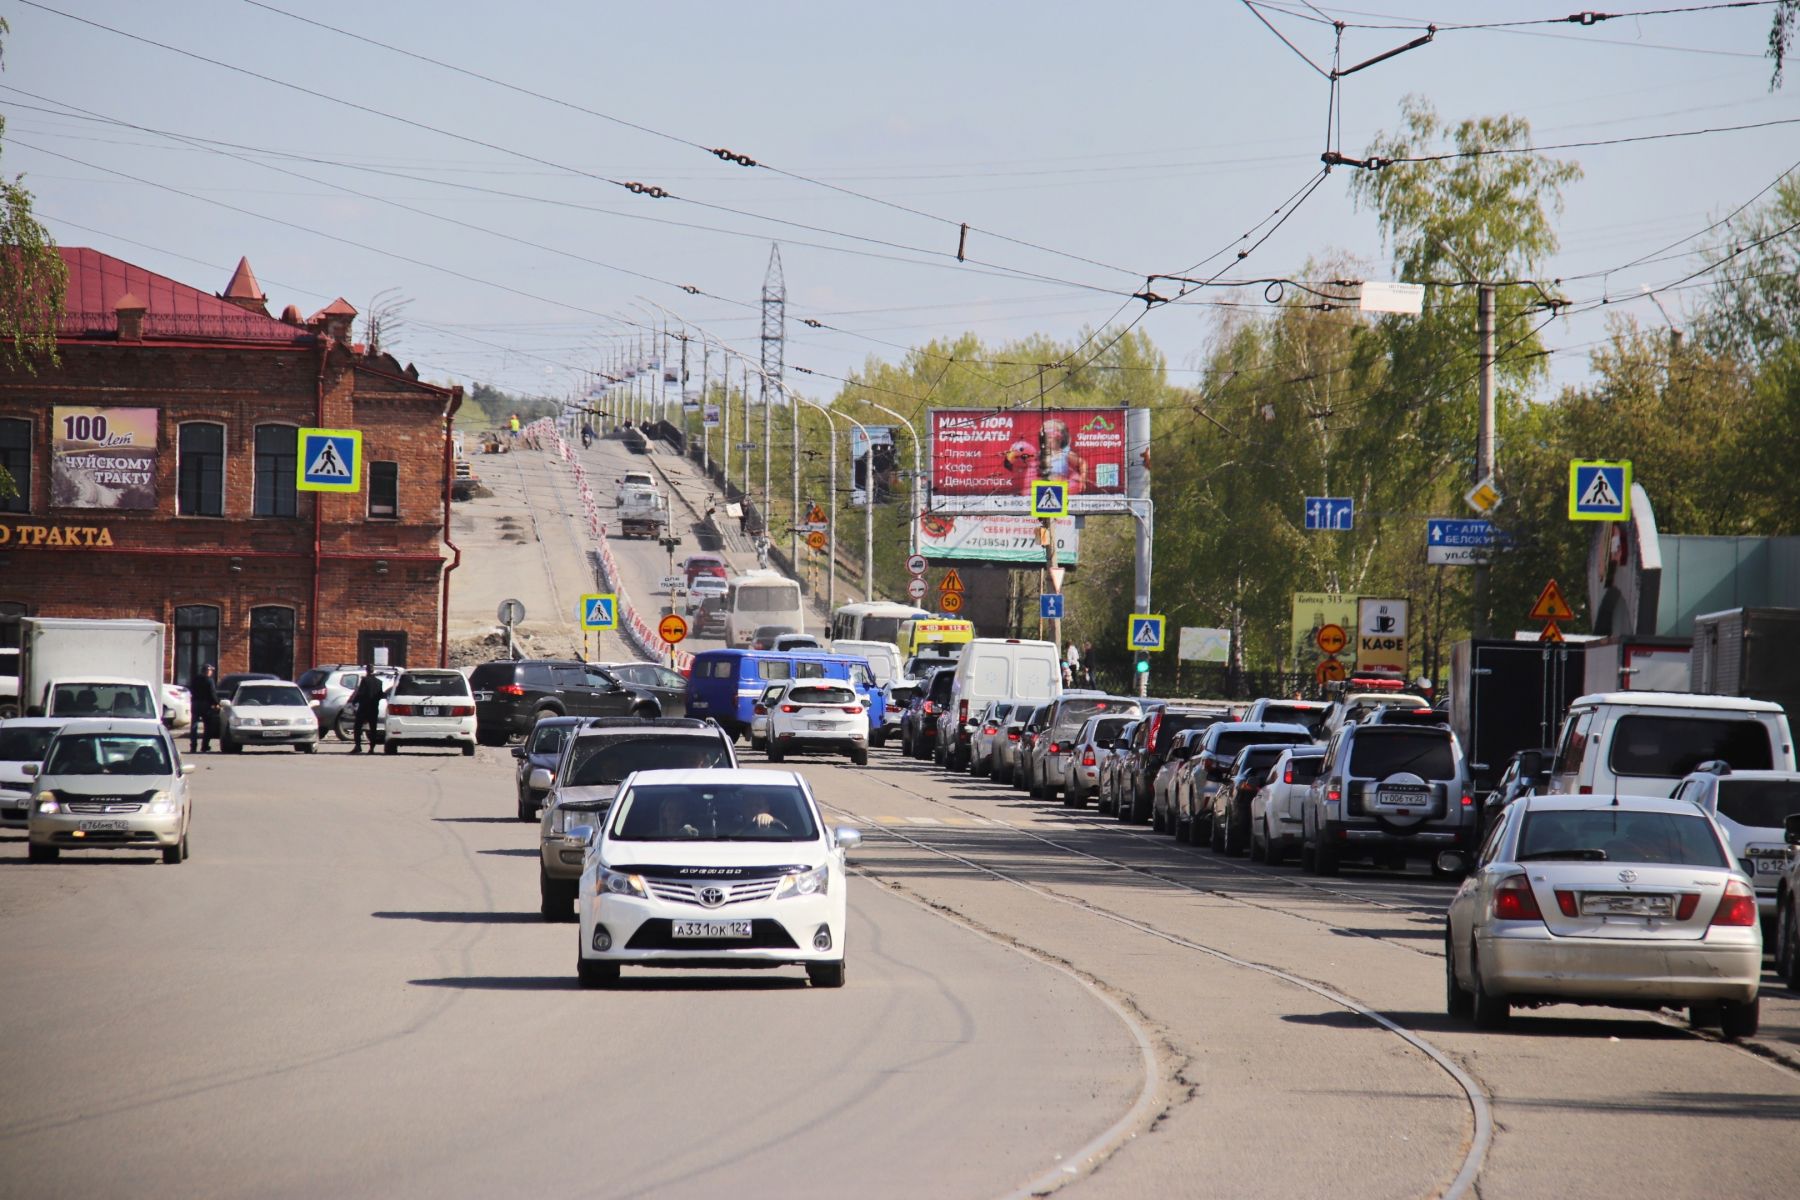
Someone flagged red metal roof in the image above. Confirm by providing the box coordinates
[56,247,313,345]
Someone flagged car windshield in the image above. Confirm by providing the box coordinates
[397,673,471,697]
[611,782,819,841]
[235,685,308,707]
[787,685,856,706]
[1518,808,1728,867]
[52,684,155,718]
[1609,716,1774,778]
[0,726,58,762]
[46,733,171,776]
[860,616,905,644]
[1349,732,1455,779]
[1712,779,1800,830]
[1211,728,1308,759]
[531,724,571,755]
[1258,704,1330,736]
[566,737,733,787]
[1051,698,1130,735]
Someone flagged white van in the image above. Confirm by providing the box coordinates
[829,602,928,648]
[723,572,806,648]
[1547,691,1796,797]
[946,638,1062,742]
[830,639,902,687]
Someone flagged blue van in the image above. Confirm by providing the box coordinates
[686,649,885,741]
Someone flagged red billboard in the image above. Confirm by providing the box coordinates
[929,408,1126,511]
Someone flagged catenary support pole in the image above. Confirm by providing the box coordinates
[1472,283,1496,638]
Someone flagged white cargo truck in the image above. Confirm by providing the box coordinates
[15,617,169,723]
[615,483,671,540]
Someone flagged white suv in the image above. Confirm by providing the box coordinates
[1670,764,1800,931]
[383,670,477,756]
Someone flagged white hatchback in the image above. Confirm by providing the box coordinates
[764,680,869,766]
[25,718,194,864]
[574,768,860,987]
[383,669,477,756]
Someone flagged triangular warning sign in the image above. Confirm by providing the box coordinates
[1530,579,1575,622]
[939,568,964,593]
[1578,470,1619,510]
[1539,620,1564,644]
[307,440,351,479]
[1132,619,1161,647]
[806,502,826,525]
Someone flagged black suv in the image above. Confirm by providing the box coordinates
[469,660,661,746]
[901,668,955,760]
[1119,704,1231,823]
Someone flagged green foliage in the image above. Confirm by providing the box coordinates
[0,17,68,374]
[454,382,562,431]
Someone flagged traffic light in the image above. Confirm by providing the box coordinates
[1134,654,1150,675]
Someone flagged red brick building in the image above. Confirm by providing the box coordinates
[0,248,462,685]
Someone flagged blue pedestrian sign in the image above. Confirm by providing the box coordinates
[1304,496,1354,531]
[1569,459,1632,521]
[579,593,618,631]
[1040,593,1065,620]
[295,427,362,493]
[1030,479,1069,518]
[1426,518,1511,566]
[1127,613,1166,652]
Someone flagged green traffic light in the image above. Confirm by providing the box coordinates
[1134,658,1150,674]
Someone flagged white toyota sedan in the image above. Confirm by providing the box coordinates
[220,681,319,753]
[1446,793,1763,1037]
[574,769,860,988]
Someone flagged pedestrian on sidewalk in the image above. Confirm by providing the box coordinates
[187,663,219,754]
[350,666,386,754]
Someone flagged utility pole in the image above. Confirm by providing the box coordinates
[722,355,733,492]
[1472,283,1496,638]
[863,433,874,601]
[700,343,710,475]
[742,359,752,500]
[825,419,838,616]
[677,332,688,453]
[761,361,772,518]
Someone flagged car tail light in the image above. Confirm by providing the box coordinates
[1577,785,1592,794]
[1675,892,1701,921]
[1007,730,1020,741]
[1147,710,1163,752]
[958,699,968,725]
[1710,879,1758,927]
[1460,794,1473,807]
[450,705,474,717]
[753,704,767,716]
[310,689,326,701]
[924,701,937,715]
[843,705,863,714]
[982,724,997,735]
[496,684,525,697]
[1492,876,1543,921]
[1081,750,1096,766]
[1283,767,1294,784]
[388,703,414,716]
[780,704,799,714]
[1048,742,1061,755]
[1554,890,1579,918]
[1326,787,1341,802]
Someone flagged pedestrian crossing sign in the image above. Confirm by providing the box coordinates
[1127,613,1166,652]
[579,593,618,631]
[1030,480,1069,518]
[1568,459,1631,521]
[296,428,363,492]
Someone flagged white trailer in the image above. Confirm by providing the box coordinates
[15,617,168,721]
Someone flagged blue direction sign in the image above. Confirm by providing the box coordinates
[1040,593,1065,620]
[1128,613,1166,652]
[296,427,362,493]
[1030,479,1069,518]
[1304,496,1354,531]
[579,593,618,631]
[1569,459,1631,521]
[1426,518,1511,565]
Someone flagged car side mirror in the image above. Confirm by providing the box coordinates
[529,767,554,791]
[1516,749,1543,779]
[21,763,39,778]
[181,762,196,776]
[510,746,526,759]
[834,826,862,852]
[1786,813,1800,847]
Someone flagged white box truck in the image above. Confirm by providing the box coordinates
[16,617,169,723]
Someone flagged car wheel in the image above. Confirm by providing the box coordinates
[27,843,58,863]
[1445,933,1473,1018]
[1223,810,1247,857]
[477,729,507,747]
[633,704,658,721]
[540,870,571,921]
[296,743,316,753]
[161,840,183,865]
[518,796,536,822]
[851,747,869,767]
[1686,1003,1720,1030]
[1313,839,1340,875]
[1210,810,1227,853]
[767,745,785,763]
[577,955,619,989]
[1775,899,1798,987]
[1265,826,1286,867]
[335,710,356,740]
[384,741,399,755]
[870,730,886,749]
[223,736,242,754]
[1249,824,1266,862]
[1470,945,1510,1028]
[1719,996,1761,1040]
[750,736,765,752]
[900,729,912,757]
[461,743,475,757]
[806,959,847,988]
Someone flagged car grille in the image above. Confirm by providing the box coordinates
[625,919,798,951]
[65,800,145,814]
[645,877,783,907]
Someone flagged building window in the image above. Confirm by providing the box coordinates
[249,605,296,679]
[253,425,297,518]
[0,418,29,514]
[368,460,398,520]
[178,423,225,517]
[174,605,220,685]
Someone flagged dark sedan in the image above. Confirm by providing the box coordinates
[512,715,584,821]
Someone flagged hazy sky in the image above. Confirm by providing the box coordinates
[4,1,1792,407]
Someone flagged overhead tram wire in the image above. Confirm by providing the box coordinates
[20,0,1140,298]
[1249,0,1778,33]
[232,0,1145,283]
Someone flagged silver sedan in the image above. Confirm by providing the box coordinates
[1445,794,1763,1038]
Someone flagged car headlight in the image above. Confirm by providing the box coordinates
[596,867,647,898]
[147,790,179,815]
[35,794,59,814]
[776,862,830,899]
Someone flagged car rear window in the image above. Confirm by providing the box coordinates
[1608,716,1775,778]
[1237,748,1288,776]
[1258,703,1330,735]
[565,736,732,786]
[1158,712,1224,748]
[1348,731,1455,780]
[1051,698,1131,735]
[296,669,329,690]
[789,685,856,705]
[398,673,471,697]
[1283,754,1325,783]
[1209,727,1308,760]
[469,663,519,687]
[1713,779,1800,830]
[1518,808,1728,868]
[1090,717,1130,744]
[612,783,818,841]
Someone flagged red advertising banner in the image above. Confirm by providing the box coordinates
[929,408,1126,510]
